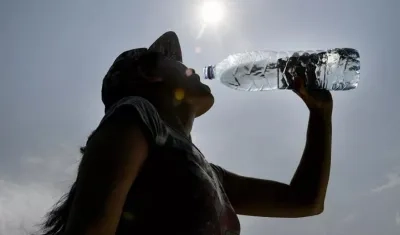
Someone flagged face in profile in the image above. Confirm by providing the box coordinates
[157,57,214,117]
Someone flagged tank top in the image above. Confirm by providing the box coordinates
[99,96,241,235]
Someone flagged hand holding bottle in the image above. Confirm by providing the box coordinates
[293,74,333,117]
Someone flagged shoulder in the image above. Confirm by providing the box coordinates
[98,96,169,146]
[101,96,160,126]
[210,163,228,184]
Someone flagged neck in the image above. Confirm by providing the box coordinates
[152,99,195,138]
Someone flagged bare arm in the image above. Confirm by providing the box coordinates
[220,78,333,218]
[289,110,332,213]
[221,110,331,217]
[63,109,149,235]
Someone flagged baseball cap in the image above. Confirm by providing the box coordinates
[101,31,183,111]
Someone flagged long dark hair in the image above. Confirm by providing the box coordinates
[36,146,85,235]
[37,51,164,235]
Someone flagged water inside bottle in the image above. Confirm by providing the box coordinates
[217,48,360,91]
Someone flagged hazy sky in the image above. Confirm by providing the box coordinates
[1,0,399,234]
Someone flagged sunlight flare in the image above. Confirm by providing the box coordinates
[201,1,225,25]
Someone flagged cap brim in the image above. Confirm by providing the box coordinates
[149,31,182,62]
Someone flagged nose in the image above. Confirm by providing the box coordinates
[185,68,196,77]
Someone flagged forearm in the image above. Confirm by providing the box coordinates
[290,110,332,209]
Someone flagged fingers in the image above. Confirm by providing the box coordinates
[293,76,308,100]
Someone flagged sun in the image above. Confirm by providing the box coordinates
[201,1,225,25]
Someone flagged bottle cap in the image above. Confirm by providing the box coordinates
[203,66,215,80]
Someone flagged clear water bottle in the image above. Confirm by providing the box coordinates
[203,48,360,91]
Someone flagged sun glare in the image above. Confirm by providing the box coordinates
[201,1,225,24]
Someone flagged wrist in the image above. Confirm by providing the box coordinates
[310,108,332,121]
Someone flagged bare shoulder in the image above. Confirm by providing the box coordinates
[64,107,150,235]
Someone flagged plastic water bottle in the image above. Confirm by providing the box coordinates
[203,48,360,91]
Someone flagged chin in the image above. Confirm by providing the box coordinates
[194,92,214,117]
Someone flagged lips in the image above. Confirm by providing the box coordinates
[190,73,201,82]
[203,84,211,92]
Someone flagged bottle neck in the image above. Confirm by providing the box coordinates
[203,65,215,80]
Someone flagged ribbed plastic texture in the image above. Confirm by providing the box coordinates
[204,48,360,91]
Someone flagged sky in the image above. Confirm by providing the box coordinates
[0,0,399,234]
